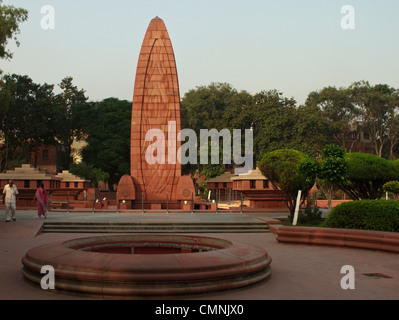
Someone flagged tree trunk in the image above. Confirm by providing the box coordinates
[389,138,399,160]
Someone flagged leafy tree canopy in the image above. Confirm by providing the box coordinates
[383,181,399,199]
[300,144,347,208]
[339,152,399,200]
[0,0,28,61]
[72,98,131,189]
[259,149,315,216]
[69,162,109,187]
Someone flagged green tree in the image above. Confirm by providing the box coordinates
[199,139,230,180]
[383,181,399,200]
[292,104,335,156]
[0,0,28,61]
[57,76,88,169]
[201,164,224,180]
[181,82,238,134]
[305,86,359,151]
[180,83,336,176]
[246,90,332,159]
[222,90,254,131]
[259,149,315,218]
[388,114,399,160]
[249,90,297,161]
[0,74,65,171]
[339,152,399,200]
[180,82,241,176]
[350,81,399,158]
[300,144,347,209]
[72,98,131,189]
[69,162,109,187]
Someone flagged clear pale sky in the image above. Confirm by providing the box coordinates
[1,0,398,105]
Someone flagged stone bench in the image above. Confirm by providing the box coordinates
[271,225,399,253]
[49,201,68,209]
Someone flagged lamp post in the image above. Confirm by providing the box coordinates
[116,192,119,214]
[166,192,169,214]
[191,192,194,214]
[240,193,243,213]
[142,193,144,214]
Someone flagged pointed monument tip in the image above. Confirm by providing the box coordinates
[149,16,164,24]
[147,16,167,32]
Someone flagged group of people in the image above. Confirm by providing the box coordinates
[2,179,49,222]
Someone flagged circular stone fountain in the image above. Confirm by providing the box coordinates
[22,234,271,298]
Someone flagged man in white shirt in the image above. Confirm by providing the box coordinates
[2,179,19,222]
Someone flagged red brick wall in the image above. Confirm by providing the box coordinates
[28,145,58,175]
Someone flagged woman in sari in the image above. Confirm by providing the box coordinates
[33,182,49,218]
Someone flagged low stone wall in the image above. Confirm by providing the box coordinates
[314,199,352,208]
[271,225,399,253]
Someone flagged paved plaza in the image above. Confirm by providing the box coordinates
[1,209,398,301]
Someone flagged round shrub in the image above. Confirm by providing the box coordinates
[383,181,399,199]
[259,149,315,217]
[323,200,399,232]
[339,153,399,200]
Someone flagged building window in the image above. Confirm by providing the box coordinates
[74,182,78,188]
[215,182,219,188]
[263,180,269,189]
[24,180,30,188]
[42,149,49,162]
[363,132,370,140]
[66,182,70,188]
[250,180,256,189]
[223,182,227,188]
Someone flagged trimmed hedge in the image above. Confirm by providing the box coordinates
[323,200,399,232]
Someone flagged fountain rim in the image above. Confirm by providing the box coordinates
[22,234,272,298]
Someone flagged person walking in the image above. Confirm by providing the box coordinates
[33,182,49,219]
[2,179,19,222]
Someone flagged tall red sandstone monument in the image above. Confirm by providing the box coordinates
[117,17,195,209]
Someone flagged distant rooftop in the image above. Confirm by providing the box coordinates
[207,172,237,183]
[231,168,267,181]
[0,164,60,180]
[0,165,88,183]
[207,168,269,182]
[55,170,89,182]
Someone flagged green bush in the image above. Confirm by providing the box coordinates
[339,153,399,200]
[297,206,323,225]
[323,200,399,232]
[383,181,399,199]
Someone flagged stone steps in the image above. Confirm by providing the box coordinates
[42,222,269,233]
